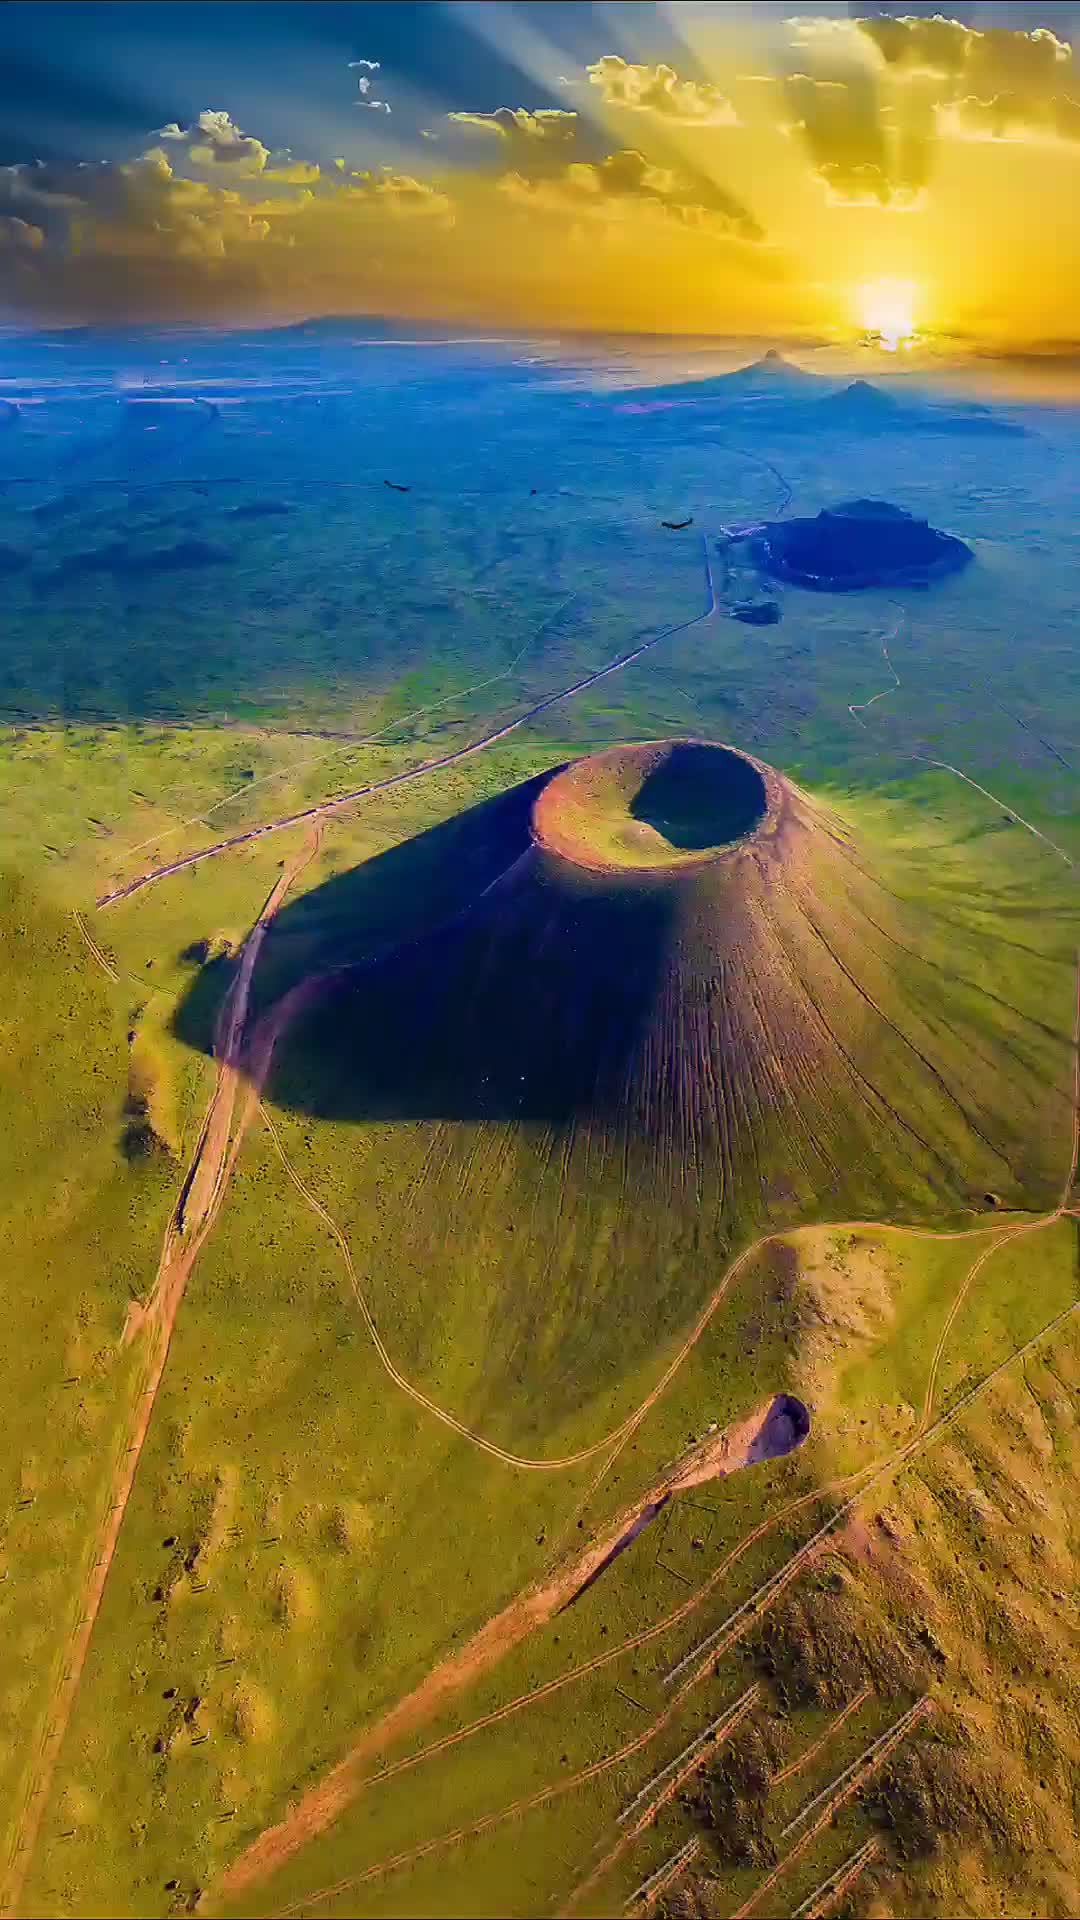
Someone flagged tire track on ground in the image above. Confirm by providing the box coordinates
[70,907,119,984]
[772,1687,872,1789]
[849,611,1076,870]
[97,546,720,909]
[116,593,583,867]
[216,951,1079,1906]
[732,1701,931,1920]
[1,826,323,1917]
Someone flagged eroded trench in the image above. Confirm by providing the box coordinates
[562,1393,810,1610]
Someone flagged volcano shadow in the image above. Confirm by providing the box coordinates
[175,763,678,1131]
[629,742,767,850]
[171,771,557,1060]
[262,834,678,1128]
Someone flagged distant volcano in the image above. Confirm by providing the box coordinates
[812,379,902,423]
[619,350,829,409]
[751,499,973,590]
[732,348,811,379]
[689,349,827,397]
[800,378,1024,438]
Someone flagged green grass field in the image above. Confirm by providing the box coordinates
[4,380,1080,1918]
[5,730,1077,1917]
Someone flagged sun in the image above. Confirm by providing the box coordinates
[857,277,918,351]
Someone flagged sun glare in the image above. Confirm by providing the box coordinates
[857,278,918,351]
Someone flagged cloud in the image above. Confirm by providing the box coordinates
[783,16,1080,156]
[349,57,392,113]
[586,54,738,125]
[817,162,923,211]
[447,108,577,144]
[852,13,973,78]
[263,159,321,185]
[779,68,931,207]
[0,131,461,324]
[499,146,762,239]
[340,170,454,221]
[157,109,270,176]
[0,214,43,251]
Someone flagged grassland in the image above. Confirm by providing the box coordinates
[0,874,175,1891]
[4,341,1080,1918]
[12,757,1078,1917]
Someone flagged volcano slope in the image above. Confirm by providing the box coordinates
[266,738,1070,1441]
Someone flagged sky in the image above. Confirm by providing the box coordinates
[3,1,1080,342]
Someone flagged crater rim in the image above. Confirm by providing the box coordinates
[531,739,778,876]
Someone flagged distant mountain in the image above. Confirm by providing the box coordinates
[619,349,831,409]
[813,379,902,421]
[268,315,494,342]
[614,358,1021,436]
[793,378,1025,438]
[720,348,823,386]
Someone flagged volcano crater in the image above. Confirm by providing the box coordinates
[531,740,773,875]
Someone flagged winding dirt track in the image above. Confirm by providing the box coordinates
[731,1701,931,1920]
[258,1106,1023,1478]
[217,1234,1080,1915]
[851,614,1076,870]
[772,1686,872,1789]
[217,962,1079,1912]
[1,826,323,1920]
[254,1256,1072,1920]
[96,544,720,909]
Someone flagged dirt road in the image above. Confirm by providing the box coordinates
[1,826,322,1918]
[96,541,719,909]
[210,959,1078,1907]
[216,1194,1080,1913]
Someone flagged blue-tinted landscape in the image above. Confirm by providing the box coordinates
[6,5,1080,1917]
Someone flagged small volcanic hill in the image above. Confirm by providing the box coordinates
[718,348,821,390]
[810,378,902,427]
[239,738,1076,1433]
[798,379,1024,438]
[752,499,973,590]
[623,350,828,409]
